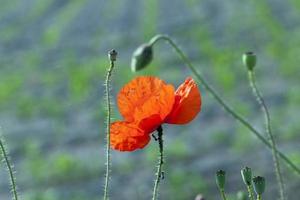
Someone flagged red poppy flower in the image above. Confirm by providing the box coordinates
[110,76,201,151]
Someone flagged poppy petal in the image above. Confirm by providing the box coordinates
[117,76,175,124]
[166,77,201,124]
[138,114,162,133]
[110,121,150,151]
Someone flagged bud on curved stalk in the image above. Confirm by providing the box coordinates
[253,176,265,196]
[241,167,252,186]
[131,43,153,72]
[243,52,257,71]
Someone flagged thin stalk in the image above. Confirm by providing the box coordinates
[148,34,300,175]
[152,125,164,200]
[257,194,262,200]
[248,70,285,200]
[219,189,227,200]
[103,50,117,200]
[247,185,255,200]
[0,133,19,200]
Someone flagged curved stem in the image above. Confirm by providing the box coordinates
[257,194,262,200]
[148,34,300,175]
[0,134,19,200]
[152,125,164,200]
[219,189,227,200]
[248,71,285,200]
[247,185,255,200]
[103,51,116,200]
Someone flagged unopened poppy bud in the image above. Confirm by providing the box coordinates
[108,49,117,61]
[237,191,247,200]
[241,166,252,186]
[243,52,256,71]
[253,176,265,195]
[215,170,226,190]
[131,43,153,72]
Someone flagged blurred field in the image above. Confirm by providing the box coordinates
[0,0,300,199]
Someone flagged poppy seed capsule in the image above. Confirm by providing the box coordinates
[108,49,117,61]
[243,52,256,71]
[253,176,265,195]
[241,167,252,186]
[131,43,153,72]
[215,170,226,190]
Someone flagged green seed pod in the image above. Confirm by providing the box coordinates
[243,52,257,71]
[241,166,252,186]
[215,170,226,190]
[108,49,117,61]
[253,176,265,195]
[131,43,153,72]
[236,191,247,200]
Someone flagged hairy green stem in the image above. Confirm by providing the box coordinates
[148,34,300,175]
[103,50,116,200]
[0,133,19,200]
[248,71,285,200]
[247,185,255,200]
[219,189,227,200]
[152,125,164,200]
[257,194,262,200]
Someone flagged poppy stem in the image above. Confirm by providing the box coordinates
[148,34,300,176]
[246,185,255,200]
[218,189,227,200]
[256,194,262,200]
[0,130,19,200]
[152,125,164,200]
[103,49,117,200]
[248,70,285,200]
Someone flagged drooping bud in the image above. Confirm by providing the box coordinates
[241,166,252,186]
[253,176,265,195]
[236,191,247,200]
[215,170,226,190]
[131,43,153,72]
[108,49,117,61]
[243,52,256,71]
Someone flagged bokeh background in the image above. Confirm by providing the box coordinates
[0,0,300,199]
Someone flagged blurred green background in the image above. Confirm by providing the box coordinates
[0,0,300,199]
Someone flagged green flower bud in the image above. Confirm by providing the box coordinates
[215,170,226,190]
[236,191,247,200]
[108,49,117,61]
[253,176,265,195]
[243,52,256,71]
[131,43,153,72]
[241,166,252,186]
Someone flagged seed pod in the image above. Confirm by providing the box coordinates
[108,49,117,61]
[243,52,257,71]
[241,166,252,186]
[253,176,266,195]
[215,170,226,190]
